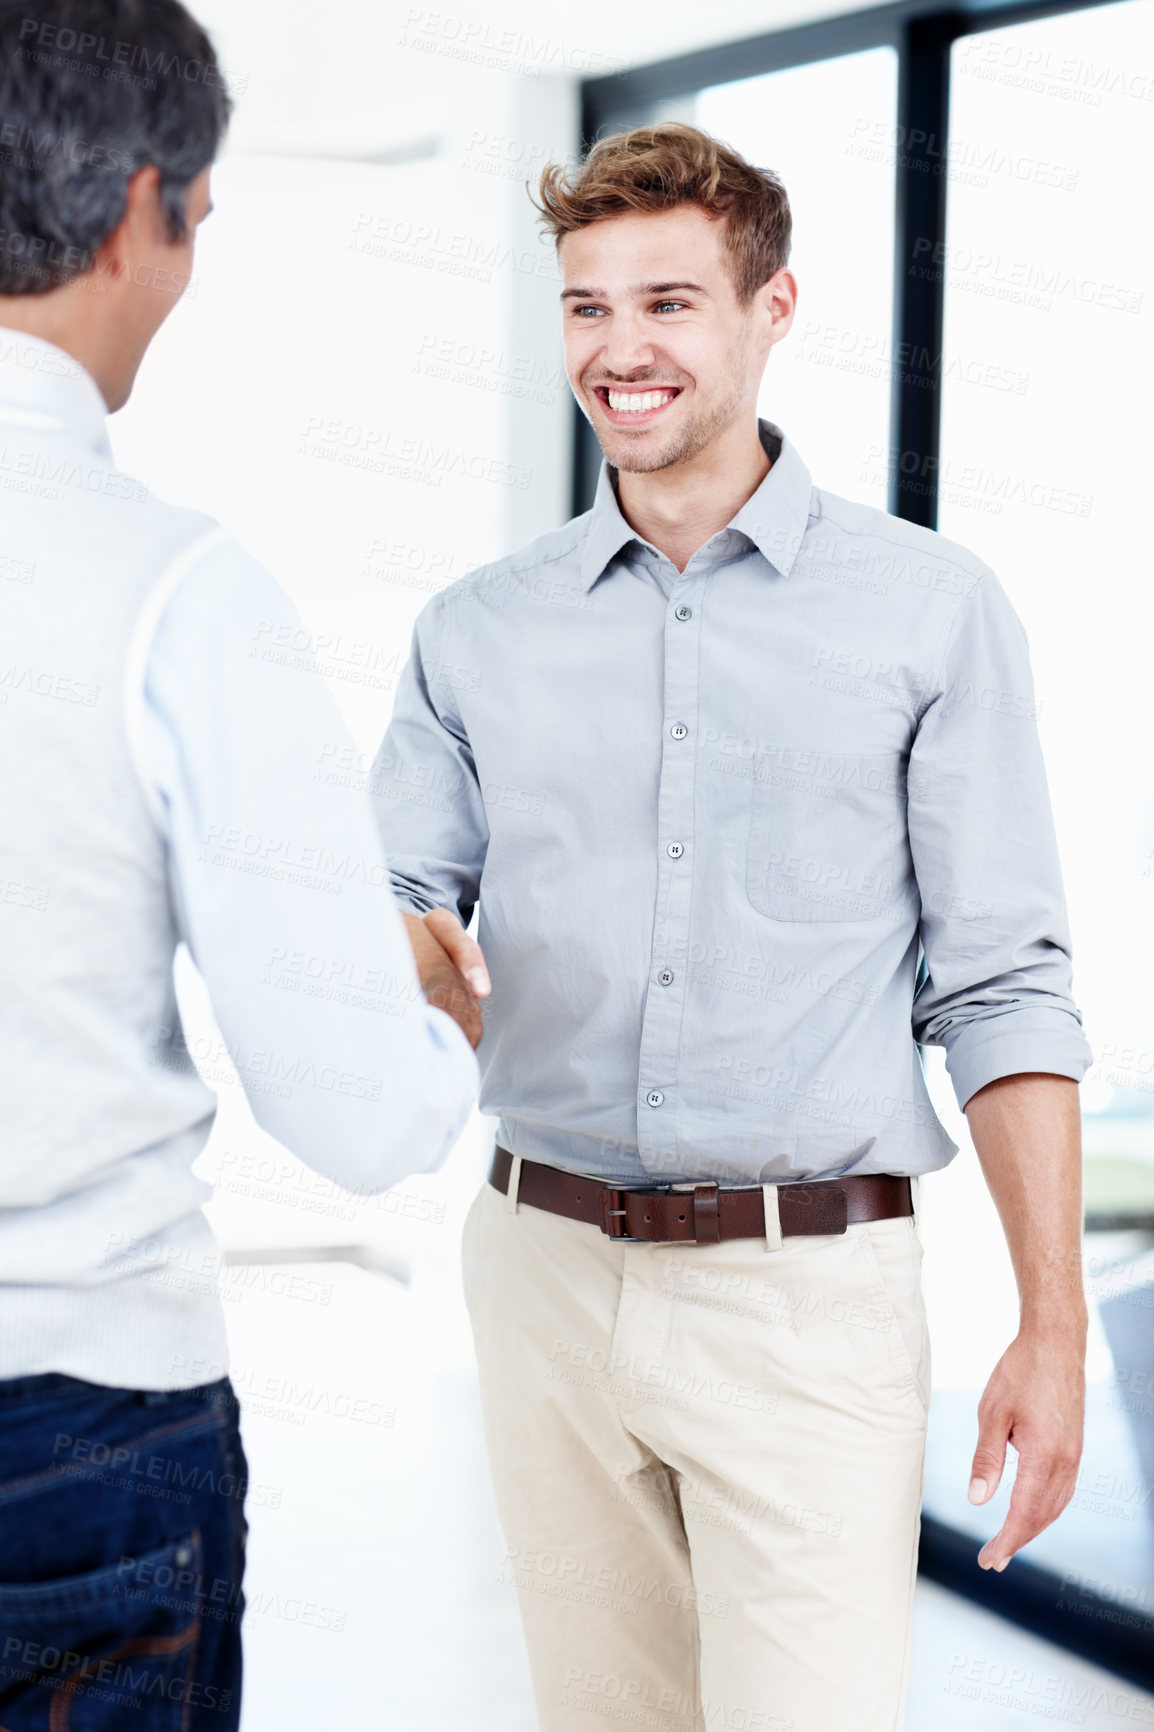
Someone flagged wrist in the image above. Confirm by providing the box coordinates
[1018,1297,1088,1344]
[402,909,433,948]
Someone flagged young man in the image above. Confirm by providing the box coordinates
[373,125,1092,1731]
[0,3,477,1725]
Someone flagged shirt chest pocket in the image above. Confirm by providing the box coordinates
[746,749,913,923]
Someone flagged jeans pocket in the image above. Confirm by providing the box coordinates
[0,1530,211,1730]
[746,748,913,922]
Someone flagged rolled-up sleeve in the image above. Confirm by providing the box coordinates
[908,569,1094,1108]
[369,596,489,924]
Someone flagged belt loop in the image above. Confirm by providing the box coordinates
[909,1173,919,1227]
[693,1183,720,1244]
[762,1184,783,1253]
[505,1154,523,1215]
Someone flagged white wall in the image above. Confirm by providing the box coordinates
[112,53,576,751]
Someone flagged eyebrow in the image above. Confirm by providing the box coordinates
[560,280,709,301]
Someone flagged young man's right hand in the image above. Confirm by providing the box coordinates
[403,909,491,1050]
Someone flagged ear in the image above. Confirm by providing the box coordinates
[758,267,797,349]
[95,165,168,273]
[122,165,170,239]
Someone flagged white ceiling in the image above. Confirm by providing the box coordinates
[192,0,875,152]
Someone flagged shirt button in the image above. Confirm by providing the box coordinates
[174,1544,193,1568]
[658,969,674,986]
[646,1090,664,1108]
[666,841,684,859]
[675,605,692,622]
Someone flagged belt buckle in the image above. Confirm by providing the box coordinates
[599,1181,721,1245]
[599,1183,672,1243]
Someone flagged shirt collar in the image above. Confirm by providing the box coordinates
[578,419,813,591]
[0,327,112,457]
[728,422,813,578]
[578,460,643,590]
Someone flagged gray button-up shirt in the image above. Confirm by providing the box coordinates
[372,421,1092,1185]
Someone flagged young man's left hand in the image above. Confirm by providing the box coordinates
[968,1323,1086,1570]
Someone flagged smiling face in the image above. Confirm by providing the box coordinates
[559,204,793,474]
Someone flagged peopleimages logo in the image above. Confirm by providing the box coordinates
[958,34,1154,106]
[200,823,390,887]
[861,443,1094,518]
[846,117,1079,189]
[944,1653,1154,1724]
[908,238,1143,314]
[16,16,237,89]
[398,8,624,76]
[0,123,129,171]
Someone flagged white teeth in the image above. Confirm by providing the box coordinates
[606,389,676,414]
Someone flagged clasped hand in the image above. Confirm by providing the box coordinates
[403,908,490,1050]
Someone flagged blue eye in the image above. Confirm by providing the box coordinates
[655,301,686,314]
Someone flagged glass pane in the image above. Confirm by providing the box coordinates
[696,48,897,503]
[926,0,1154,1616]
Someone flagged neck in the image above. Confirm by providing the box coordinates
[0,287,116,408]
[615,415,770,572]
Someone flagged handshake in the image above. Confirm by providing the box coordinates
[403,909,491,1050]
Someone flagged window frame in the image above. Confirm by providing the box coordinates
[574,0,1122,525]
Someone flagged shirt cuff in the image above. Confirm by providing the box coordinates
[425,1002,480,1076]
[388,881,445,917]
[941,1005,1094,1110]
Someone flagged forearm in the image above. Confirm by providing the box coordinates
[962,1072,1086,1565]
[964,1071,1086,1334]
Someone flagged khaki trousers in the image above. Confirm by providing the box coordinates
[461,1171,930,1732]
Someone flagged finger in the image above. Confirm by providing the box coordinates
[977,1458,1078,1572]
[425,976,484,1049]
[424,907,491,997]
[969,1405,1009,1509]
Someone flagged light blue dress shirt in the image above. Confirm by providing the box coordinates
[373,421,1092,1186]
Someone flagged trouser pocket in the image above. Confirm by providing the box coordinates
[0,1530,213,1729]
[0,1376,245,1730]
[857,1215,932,1420]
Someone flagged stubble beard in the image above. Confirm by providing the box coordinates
[590,358,753,476]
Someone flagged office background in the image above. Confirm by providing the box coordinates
[109,0,1154,1723]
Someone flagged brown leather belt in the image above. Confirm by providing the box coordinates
[489,1147,912,1244]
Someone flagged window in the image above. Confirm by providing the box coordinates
[696,48,897,502]
[922,0,1154,1602]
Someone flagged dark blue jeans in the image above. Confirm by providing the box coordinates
[0,1374,247,1730]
